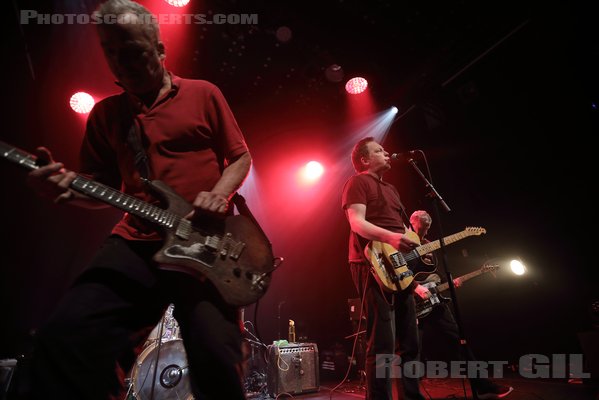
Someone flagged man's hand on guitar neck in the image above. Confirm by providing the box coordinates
[26,147,107,209]
[27,147,78,204]
[388,231,419,253]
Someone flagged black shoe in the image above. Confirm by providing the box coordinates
[475,382,514,399]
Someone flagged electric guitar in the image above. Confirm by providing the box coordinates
[0,140,274,307]
[364,227,486,292]
[415,263,499,318]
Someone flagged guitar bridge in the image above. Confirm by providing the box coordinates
[215,233,246,260]
[229,241,246,260]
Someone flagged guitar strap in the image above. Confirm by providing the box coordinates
[123,98,271,247]
[123,96,151,180]
[126,117,151,180]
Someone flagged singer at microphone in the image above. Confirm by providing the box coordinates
[390,150,418,160]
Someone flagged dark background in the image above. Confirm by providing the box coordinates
[2,0,598,371]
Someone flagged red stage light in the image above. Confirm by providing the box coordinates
[345,77,368,94]
[69,92,95,114]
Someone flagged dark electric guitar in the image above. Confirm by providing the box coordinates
[415,263,499,318]
[0,140,274,307]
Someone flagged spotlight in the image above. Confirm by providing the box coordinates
[69,92,95,114]
[325,64,344,83]
[345,77,368,94]
[509,259,526,275]
[391,106,399,114]
[300,161,324,184]
[275,26,293,43]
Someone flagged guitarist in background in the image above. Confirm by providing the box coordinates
[21,1,252,399]
[342,136,430,400]
[410,210,513,399]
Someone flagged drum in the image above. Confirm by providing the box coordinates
[145,304,180,347]
[130,339,194,400]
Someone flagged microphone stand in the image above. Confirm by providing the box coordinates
[404,152,478,399]
[277,301,285,340]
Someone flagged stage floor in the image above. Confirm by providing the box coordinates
[250,373,597,400]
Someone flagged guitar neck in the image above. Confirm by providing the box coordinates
[435,269,488,292]
[0,140,179,230]
[70,175,180,230]
[416,230,474,256]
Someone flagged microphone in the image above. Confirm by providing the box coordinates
[390,150,418,160]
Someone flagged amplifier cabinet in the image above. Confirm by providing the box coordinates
[267,343,319,397]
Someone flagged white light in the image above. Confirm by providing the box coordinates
[510,259,526,275]
[69,92,95,114]
[165,0,190,7]
[391,106,399,114]
[302,161,324,182]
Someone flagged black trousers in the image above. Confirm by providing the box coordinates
[418,302,492,390]
[350,263,425,400]
[27,235,245,400]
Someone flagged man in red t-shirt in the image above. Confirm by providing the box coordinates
[342,136,430,400]
[24,1,254,399]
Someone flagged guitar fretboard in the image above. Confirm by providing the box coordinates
[0,140,179,230]
[436,269,486,293]
[415,229,484,257]
[71,176,180,229]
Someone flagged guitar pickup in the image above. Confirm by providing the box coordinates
[204,235,220,251]
[175,219,192,240]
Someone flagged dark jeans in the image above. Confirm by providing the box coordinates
[25,235,245,400]
[418,302,492,391]
[350,263,425,400]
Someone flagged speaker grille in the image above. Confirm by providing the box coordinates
[267,343,320,397]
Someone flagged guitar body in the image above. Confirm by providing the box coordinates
[414,281,450,319]
[365,240,414,293]
[149,181,273,307]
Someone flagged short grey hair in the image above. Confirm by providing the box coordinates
[410,210,432,227]
[95,0,160,42]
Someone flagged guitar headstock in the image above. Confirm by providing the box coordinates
[464,226,486,236]
[481,263,500,273]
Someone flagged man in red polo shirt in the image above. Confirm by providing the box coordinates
[23,0,254,398]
